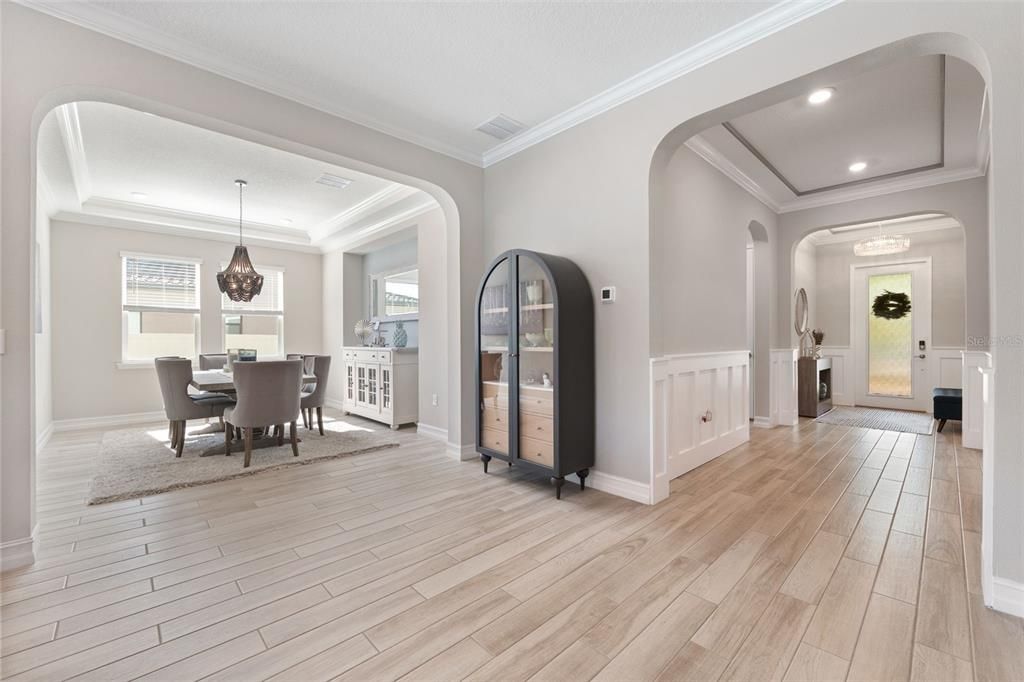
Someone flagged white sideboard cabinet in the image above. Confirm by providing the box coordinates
[341,347,418,429]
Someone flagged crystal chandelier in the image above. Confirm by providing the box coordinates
[853,223,911,257]
[217,179,264,302]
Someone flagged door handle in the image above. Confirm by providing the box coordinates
[918,354,927,359]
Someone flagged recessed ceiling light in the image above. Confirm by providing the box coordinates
[807,88,835,105]
[131,191,148,199]
[848,161,867,173]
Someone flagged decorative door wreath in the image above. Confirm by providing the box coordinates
[872,290,912,320]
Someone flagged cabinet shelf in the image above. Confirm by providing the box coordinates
[521,303,554,311]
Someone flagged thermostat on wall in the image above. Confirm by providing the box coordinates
[600,286,616,303]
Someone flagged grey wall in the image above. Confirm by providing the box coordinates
[50,220,323,420]
[810,229,966,348]
[776,177,987,349]
[793,239,817,335]
[34,188,53,445]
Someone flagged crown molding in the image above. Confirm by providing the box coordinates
[83,196,308,242]
[806,215,962,245]
[308,184,421,242]
[318,198,439,254]
[52,209,322,254]
[685,134,781,212]
[16,0,482,167]
[481,0,844,167]
[54,102,92,205]
[776,164,986,213]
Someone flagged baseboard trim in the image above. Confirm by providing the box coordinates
[323,397,346,411]
[446,442,477,461]
[567,470,651,504]
[751,416,772,429]
[0,526,38,572]
[991,576,1024,619]
[36,422,54,450]
[53,411,167,433]
[415,423,447,442]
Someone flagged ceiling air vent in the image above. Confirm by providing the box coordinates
[476,114,525,141]
[315,172,353,189]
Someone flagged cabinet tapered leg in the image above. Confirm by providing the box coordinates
[554,476,565,499]
[481,453,491,473]
[577,468,589,491]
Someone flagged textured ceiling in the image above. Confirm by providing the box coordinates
[65,1,773,159]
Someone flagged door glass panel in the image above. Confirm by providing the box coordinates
[479,259,510,454]
[868,272,913,397]
[518,256,554,466]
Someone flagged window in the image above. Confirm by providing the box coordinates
[370,268,419,320]
[221,266,284,357]
[122,253,201,362]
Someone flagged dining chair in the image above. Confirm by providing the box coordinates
[223,359,303,467]
[154,357,235,457]
[199,354,229,370]
[300,355,331,435]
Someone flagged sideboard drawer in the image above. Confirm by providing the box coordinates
[481,427,508,453]
[519,437,553,468]
[482,407,508,430]
[520,411,553,442]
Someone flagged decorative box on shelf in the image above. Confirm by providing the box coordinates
[341,346,418,429]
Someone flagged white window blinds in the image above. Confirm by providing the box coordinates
[221,266,284,313]
[122,254,200,312]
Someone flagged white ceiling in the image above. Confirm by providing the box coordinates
[689,55,988,212]
[804,213,962,246]
[25,0,778,164]
[39,102,435,252]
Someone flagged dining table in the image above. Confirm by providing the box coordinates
[188,369,317,456]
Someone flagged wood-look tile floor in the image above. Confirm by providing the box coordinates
[2,410,1022,681]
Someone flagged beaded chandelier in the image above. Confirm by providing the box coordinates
[853,223,911,257]
[217,180,264,302]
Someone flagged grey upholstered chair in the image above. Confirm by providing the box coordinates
[223,359,303,467]
[199,354,229,370]
[300,355,332,435]
[154,357,235,457]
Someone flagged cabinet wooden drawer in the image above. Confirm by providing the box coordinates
[481,427,508,453]
[482,407,508,430]
[520,411,553,442]
[519,389,553,416]
[482,382,509,410]
[519,437,553,468]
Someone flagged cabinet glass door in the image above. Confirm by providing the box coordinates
[381,366,392,412]
[345,363,355,402]
[517,256,555,469]
[479,258,511,454]
[356,364,367,405]
[367,365,379,409]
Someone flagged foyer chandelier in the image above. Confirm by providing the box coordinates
[853,223,910,257]
[217,179,264,302]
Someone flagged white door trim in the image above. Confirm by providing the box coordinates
[850,257,932,411]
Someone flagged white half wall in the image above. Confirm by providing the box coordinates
[819,345,963,412]
[770,349,799,427]
[650,351,749,504]
[962,351,990,450]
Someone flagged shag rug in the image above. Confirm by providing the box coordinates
[815,406,934,435]
[88,421,400,504]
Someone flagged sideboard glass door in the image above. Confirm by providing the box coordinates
[479,258,511,455]
[516,255,555,469]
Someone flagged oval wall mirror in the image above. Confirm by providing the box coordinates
[794,288,809,336]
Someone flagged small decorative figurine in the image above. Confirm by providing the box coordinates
[542,372,553,388]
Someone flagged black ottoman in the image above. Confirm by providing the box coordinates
[932,388,962,432]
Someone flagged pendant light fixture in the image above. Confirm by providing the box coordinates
[217,179,264,302]
[853,222,911,257]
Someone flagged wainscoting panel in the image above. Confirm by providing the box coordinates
[819,346,853,406]
[933,347,965,391]
[770,349,798,426]
[650,351,749,504]
[962,351,990,450]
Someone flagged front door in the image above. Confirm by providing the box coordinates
[853,260,932,411]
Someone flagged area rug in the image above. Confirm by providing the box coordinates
[88,421,400,504]
[815,406,934,435]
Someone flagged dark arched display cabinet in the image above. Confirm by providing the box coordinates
[475,249,594,498]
